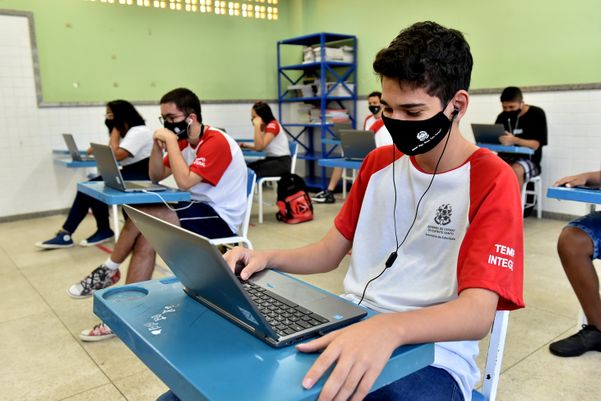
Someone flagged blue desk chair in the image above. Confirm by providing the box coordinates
[209,168,256,249]
[472,310,510,401]
[257,142,298,224]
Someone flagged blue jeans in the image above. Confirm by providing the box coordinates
[568,211,601,259]
[156,366,463,401]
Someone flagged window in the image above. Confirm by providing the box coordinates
[86,0,278,19]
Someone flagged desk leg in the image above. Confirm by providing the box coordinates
[112,205,120,241]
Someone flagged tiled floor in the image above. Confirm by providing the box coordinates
[1,193,600,401]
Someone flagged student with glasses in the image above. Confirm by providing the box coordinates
[70,88,248,342]
[35,100,152,249]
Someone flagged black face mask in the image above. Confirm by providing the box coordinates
[105,119,115,132]
[368,105,381,115]
[382,109,454,156]
[163,119,190,140]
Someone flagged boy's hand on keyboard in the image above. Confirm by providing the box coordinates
[224,247,268,280]
[296,314,399,401]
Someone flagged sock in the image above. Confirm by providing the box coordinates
[104,258,120,271]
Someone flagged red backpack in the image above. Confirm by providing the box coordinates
[275,174,314,224]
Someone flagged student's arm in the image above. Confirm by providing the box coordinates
[153,128,202,190]
[250,117,276,151]
[149,136,172,182]
[224,226,352,280]
[498,133,540,150]
[109,128,132,161]
[296,288,499,401]
[553,170,601,187]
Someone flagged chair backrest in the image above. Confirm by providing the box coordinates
[472,310,509,401]
[240,168,256,237]
[289,141,298,174]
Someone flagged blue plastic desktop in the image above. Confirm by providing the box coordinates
[77,181,190,205]
[318,157,362,170]
[54,157,97,168]
[547,186,601,204]
[94,277,434,401]
[476,143,535,155]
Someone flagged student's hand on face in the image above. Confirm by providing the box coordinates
[252,116,264,128]
[498,132,516,146]
[153,128,177,149]
[553,174,588,188]
[296,314,399,401]
[223,247,268,280]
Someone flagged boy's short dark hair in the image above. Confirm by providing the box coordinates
[160,88,202,123]
[368,91,382,99]
[373,21,473,105]
[500,86,523,103]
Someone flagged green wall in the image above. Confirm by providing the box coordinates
[1,0,600,102]
[0,0,302,102]
[300,0,601,93]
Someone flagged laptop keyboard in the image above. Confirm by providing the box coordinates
[241,281,329,337]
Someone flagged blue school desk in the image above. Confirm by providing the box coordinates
[547,186,601,210]
[476,143,535,155]
[94,278,434,401]
[77,182,190,241]
[54,157,97,168]
[318,158,363,199]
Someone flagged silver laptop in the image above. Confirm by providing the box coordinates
[91,143,165,192]
[332,122,353,136]
[471,124,506,144]
[340,129,376,160]
[62,133,94,161]
[123,205,367,348]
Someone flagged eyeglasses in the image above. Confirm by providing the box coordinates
[158,114,186,125]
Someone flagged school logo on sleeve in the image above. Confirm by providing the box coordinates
[434,204,452,226]
[193,157,206,168]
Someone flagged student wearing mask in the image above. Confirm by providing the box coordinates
[70,88,248,342]
[495,86,547,188]
[158,21,524,401]
[35,100,152,249]
[312,91,392,204]
[239,101,291,178]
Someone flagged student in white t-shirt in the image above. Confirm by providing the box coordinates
[240,101,291,178]
[35,100,152,249]
[312,91,393,204]
[219,22,525,401]
[69,88,248,342]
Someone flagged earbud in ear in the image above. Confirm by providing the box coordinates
[452,108,460,116]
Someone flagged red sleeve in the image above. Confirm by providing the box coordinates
[368,119,384,133]
[265,120,280,136]
[188,131,232,186]
[457,150,525,311]
[334,145,401,241]
[163,139,189,168]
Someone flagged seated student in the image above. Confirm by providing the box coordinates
[312,91,392,204]
[495,86,547,188]
[69,88,248,341]
[36,100,152,249]
[239,101,291,178]
[157,21,524,401]
[549,170,601,357]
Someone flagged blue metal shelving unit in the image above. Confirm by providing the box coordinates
[277,32,357,189]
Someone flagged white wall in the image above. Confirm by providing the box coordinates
[1,14,599,219]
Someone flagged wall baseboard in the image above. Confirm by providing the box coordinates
[0,208,69,223]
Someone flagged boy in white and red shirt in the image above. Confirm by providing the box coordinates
[219,21,525,401]
[71,88,247,342]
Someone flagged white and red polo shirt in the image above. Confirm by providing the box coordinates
[366,118,393,148]
[263,119,290,157]
[335,146,524,400]
[163,126,247,233]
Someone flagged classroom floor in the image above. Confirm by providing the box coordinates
[1,192,600,401]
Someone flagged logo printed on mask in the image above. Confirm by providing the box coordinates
[416,131,429,142]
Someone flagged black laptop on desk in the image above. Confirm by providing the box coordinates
[62,133,95,161]
[471,124,506,144]
[339,129,375,160]
[91,143,166,192]
[123,205,367,348]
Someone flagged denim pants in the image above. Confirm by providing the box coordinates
[156,365,463,401]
